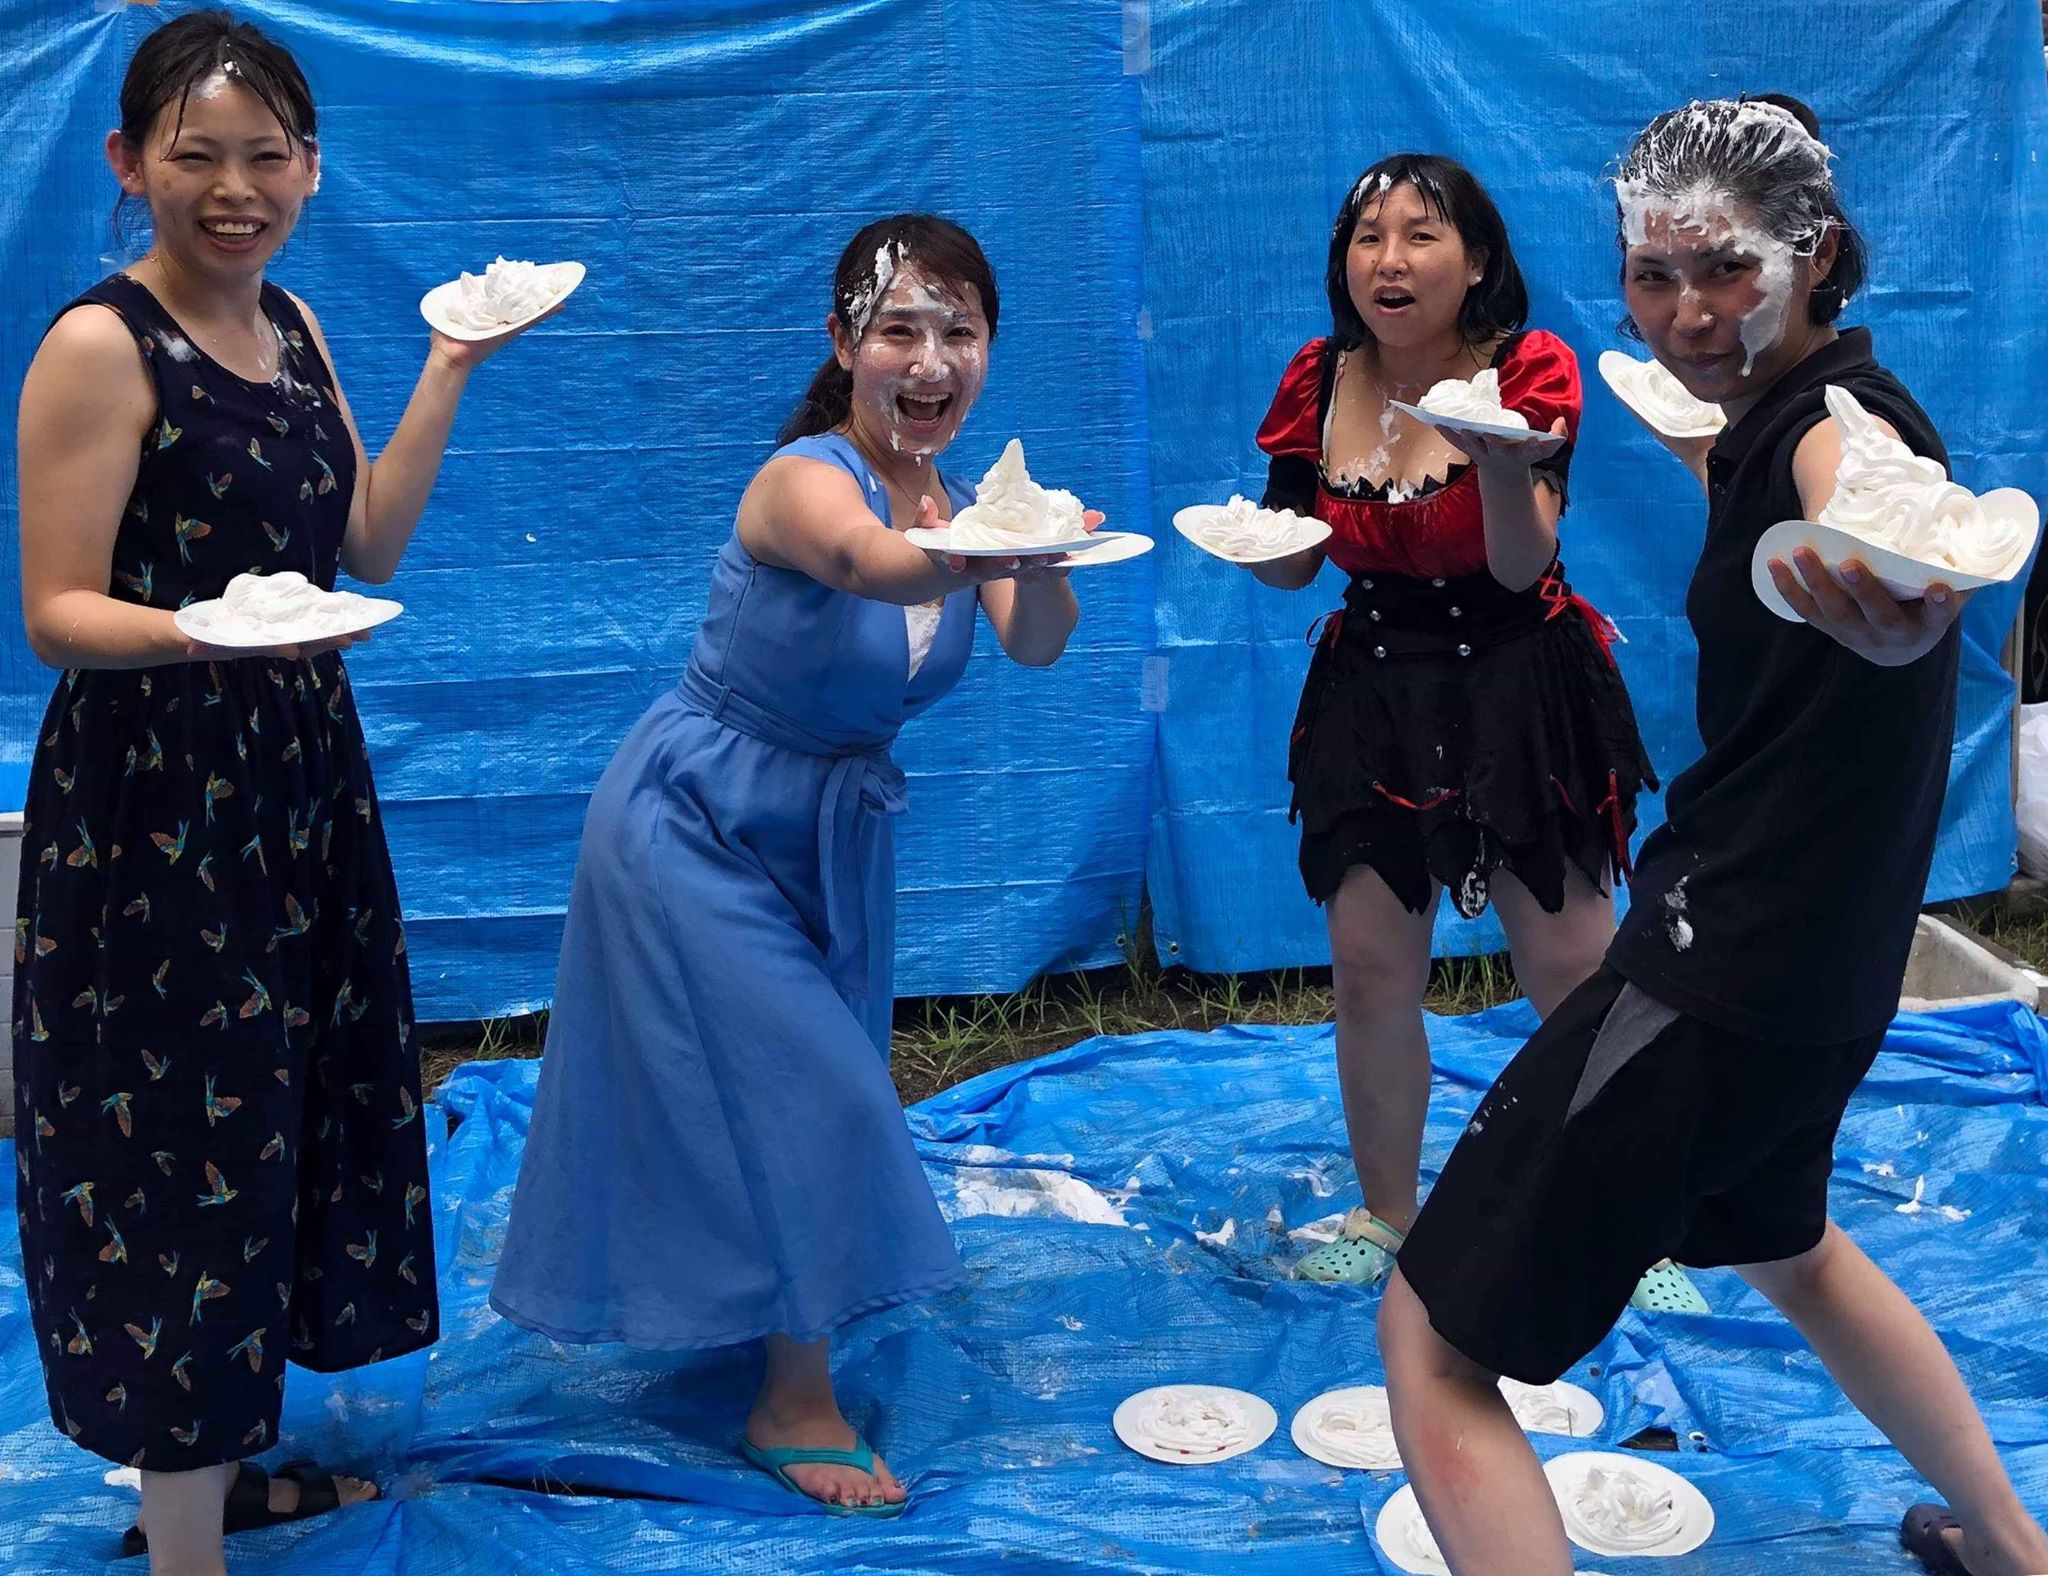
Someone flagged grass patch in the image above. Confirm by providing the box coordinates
[1952,908,2048,973]
[414,952,1523,1108]
[411,891,2048,1109]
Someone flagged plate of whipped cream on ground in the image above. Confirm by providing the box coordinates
[174,571,401,650]
[1112,1383,1276,1466]
[421,256,585,342]
[1752,385,2040,620]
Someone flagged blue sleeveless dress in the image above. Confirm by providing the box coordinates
[491,434,978,1348]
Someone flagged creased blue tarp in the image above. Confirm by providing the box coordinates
[0,0,1154,1019]
[4,1000,2046,1572]
[1139,0,2048,969]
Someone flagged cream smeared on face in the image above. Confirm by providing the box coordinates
[844,263,989,461]
[1615,100,1837,391]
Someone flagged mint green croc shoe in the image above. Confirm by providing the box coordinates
[1296,1208,1407,1285]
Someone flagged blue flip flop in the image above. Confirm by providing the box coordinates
[740,1436,907,1519]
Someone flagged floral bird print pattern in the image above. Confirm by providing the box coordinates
[14,274,438,1471]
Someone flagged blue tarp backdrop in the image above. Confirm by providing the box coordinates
[1,0,2043,1016]
[6,1001,2048,1571]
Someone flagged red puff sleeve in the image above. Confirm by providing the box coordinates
[1495,329,1582,438]
[1495,329,1582,507]
[1256,338,1329,460]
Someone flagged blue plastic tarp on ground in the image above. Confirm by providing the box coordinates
[4,1001,2046,1572]
[1138,0,2048,969]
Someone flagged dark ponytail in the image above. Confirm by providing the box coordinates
[775,213,999,447]
[777,358,856,448]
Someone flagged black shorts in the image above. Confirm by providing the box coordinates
[1398,965,1884,1384]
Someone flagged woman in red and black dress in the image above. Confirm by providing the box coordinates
[1249,154,1656,1284]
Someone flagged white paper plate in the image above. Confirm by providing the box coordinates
[1112,1384,1276,1465]
[1374,1484,1450,1575]
[174,594,403,651]
[902,525,1098,557]
[1049,530,1154,568]
[1387,398,1564,450]
[1597,350,1725,439]
[420,260,585,342]
[1544,1451,1715,1559]
[1173,504,1332,565]
[1498,1376,1605,1438]
[1290,1384,1401,1471]
[1750,495,2040,622]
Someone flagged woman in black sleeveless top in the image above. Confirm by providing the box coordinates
[13,13,549,1567]
[1381,95,2048,1576]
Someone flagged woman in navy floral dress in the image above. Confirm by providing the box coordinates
[12,12,549,1570]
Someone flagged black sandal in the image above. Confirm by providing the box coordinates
[119,1459,375,1557]
[1901,1503,1973,1576]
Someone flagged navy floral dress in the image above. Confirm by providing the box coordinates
[11,273,438,1470]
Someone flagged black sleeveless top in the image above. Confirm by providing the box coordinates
[81,272,357,608]
[1609,329,1958,1044]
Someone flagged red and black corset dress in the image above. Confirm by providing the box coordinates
[1257,330,1657,916]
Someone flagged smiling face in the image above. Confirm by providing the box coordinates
[108,72,317,282]
[832,262,991,461]
[1623,200,1835,406]
[1344,181,1485,351]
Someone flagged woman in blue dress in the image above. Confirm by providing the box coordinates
[492,215,1091,1515]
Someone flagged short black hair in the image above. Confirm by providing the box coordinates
[1324,154,1529,349]
[1614,95,1866,330]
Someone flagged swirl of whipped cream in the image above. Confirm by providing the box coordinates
[444,257,563,332]
[1624,359,1724,436]
[1129,1387,1251,1457]
[1817,385,1998,566]
[1417,367,1529,430]
[1562,1466,1686,1553]
[219,572,372,629]
[1497,1378,1580,1436]
[1195,495,1315,558]
[1299,1386,1401,1469]
[185,571,380,644]
[949,438,1087,548]
[1945,494,2033,573]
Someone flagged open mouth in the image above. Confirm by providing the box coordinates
[200,217,267,250]
[1371,289,1417,311]
[896,392,953,425]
